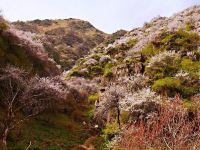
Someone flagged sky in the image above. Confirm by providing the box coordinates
[0,0,200,33]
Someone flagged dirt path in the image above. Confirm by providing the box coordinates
[73,136,97,150]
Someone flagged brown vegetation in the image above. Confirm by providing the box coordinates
[120,97,200,150]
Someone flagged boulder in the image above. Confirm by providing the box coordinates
[99,55,111,64]
[83,59,98,66]
[78,68,89,76]
[130,101,160,123]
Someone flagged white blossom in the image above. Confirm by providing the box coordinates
[146,51,179,68]
[120,88,161,112]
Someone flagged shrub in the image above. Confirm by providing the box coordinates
[0,28,61,76]
[0,17,8,31]
[160,33,174,44]
[161,30,199,53]
[103,122,120,141]
[86,105,95,119]
[120,111,130,124]
[88,93,99,104]
[126,38,138,48]
[145,51,180,81]
[0,66,70,150]
[120,98,200,150]
[175,60,200,97]
[181,58,200,77]
[120,88,160,113]
[90,54,101,61]
[152,77,181,97]
[185,22,194,31]
[106,40,136,56]
[183,100,197,110]
[0,22,8,31]
[141,43,160,57]
[115,43,129,51]
[146,29,200,56]
[88,65,102,76]
[103,63,113,78]
[66,68,80,79]
[44,44,61,64]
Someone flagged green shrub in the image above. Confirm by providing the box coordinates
[115,43,129,51]
[181,58,200,76]
[124,57,135,65]
[88,65,102,75]
[145,52,180,81]
[183,100,197,110]
[103,122,119,141]
[127,38,138,48]
[90,54,101,60]
[76,58,86,65]
[141,43,160,57]
[164,30,199,52]
[185,22,194,31]
[107,40,136,56]
[152,29,200,54]
[86,105,95,119]
[103,63,113,78]
[152,77,181,96]
[180,86,199,98]
[88,93,99,104]
[65,68,80,79]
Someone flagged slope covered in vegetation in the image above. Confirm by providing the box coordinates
[13,19,109,70]
[0,17,61,76]
[0,5,200,150]
[67,5,200,149]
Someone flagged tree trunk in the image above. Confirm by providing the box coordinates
[117,107,121,129]
[2,128,9,150]
[107,111,111,124]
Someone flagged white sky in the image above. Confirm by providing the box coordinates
[0,0,200,33]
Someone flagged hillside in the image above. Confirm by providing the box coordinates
[0,17,61,76]
[13,19,109,69]
[0,5,200,150]
[67,5,200,149]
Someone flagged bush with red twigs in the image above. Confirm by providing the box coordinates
[120,98,200,150]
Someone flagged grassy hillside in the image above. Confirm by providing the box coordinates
[7,103,96,150]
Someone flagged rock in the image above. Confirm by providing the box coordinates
[78,68,89,76]
[99,55,111,64]
[130,101,160,123]
[83,59,98,66]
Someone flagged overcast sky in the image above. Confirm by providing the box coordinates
[0,0,199,33]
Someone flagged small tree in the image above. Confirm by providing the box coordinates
[95,83,125,128]
[0,66,67,150]
[0,67,28,150]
